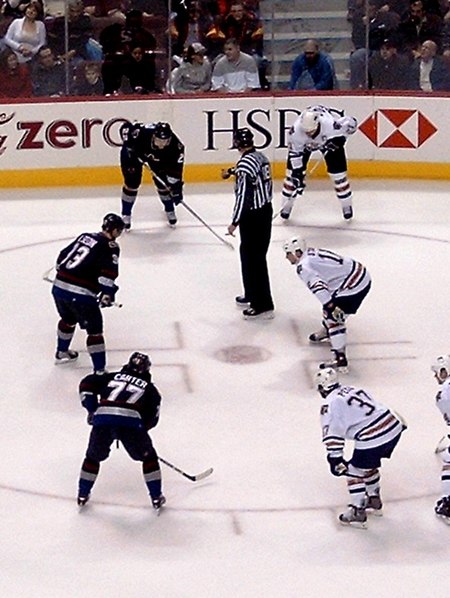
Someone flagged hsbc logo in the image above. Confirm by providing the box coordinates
[359,109,437,148]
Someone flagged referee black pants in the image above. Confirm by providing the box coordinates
[239,202,274,312]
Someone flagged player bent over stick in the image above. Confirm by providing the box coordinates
[283,237,371,372]
[119,121,185,228]
[315,366,407,529]
[432,355,450,524]
[77,352,166,513]
[280,105,357,221]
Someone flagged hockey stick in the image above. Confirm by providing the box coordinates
[146,166,234,251]
[159,457,213,482]
[42,267,123,308]
[273,151,326,221]
[435,435,450,454]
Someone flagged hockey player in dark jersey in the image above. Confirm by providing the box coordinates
[51,213,125,374]
[119,121,185,228]
[77,352,166,512]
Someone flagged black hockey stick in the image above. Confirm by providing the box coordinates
[145,166,234,250]
[159,457,213,482]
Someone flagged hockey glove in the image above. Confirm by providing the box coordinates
[99,284,118,308]
[327,456,348,477]
[87,412,95,425]
[170,180,184,205]
[323,301,345,323]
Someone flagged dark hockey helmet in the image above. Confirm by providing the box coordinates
[102,213,125,233]
[124,352,151,374]
[154,122,172,140]
[233,127,254,149]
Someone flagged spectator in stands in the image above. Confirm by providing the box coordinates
[397,0,443,58]
[169,41,212,93]
[31,44,66,95]
[211,36,260,92]
[288,39,335,90]
[4,1,46,63]
[47,0,99,65]
[125,44,158,92]
[368,37,410,88]
[169,0,215,58]
[407,38,450,88]
[99,8,157,94]
[214,1,268,88]
[72,59,103,94]
[0,47,33,97]
[350,0,400,88]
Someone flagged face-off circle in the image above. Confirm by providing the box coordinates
[214,345,272,364]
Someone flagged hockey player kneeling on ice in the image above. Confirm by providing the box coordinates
[315,366,407,529]
[431,355,450,524]
[283,237,371,372]
[77,352,166,513]
[280,105,357,221]
[119,121,185,228]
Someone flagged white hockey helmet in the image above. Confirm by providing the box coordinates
[431,355,450,382]
[314,365,340,396]
[299,110,320,135]
[283,236,306,255]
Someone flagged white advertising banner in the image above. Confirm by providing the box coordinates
[0,93,445,178]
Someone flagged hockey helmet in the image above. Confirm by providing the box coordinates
[283,236,306,255]
[314,365,340,397]
[431,355,450,382]
[154,122,172,140]
[102,213,125,233]
[233,127,254,149]
[125,352,151,375]
[299,110,320,135]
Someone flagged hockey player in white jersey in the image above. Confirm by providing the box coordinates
[280,105,357,221]
[283,237,371,372]
[432,355,450,524]
[315,366,406,528]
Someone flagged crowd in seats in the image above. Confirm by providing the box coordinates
[0,0,266,97]
[348,0,450,90]
[3,0,450,98]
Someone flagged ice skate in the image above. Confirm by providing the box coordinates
[122,215,131,230]
[435,496,450,524]
[338,505,367,529]
[235,295,250,307]
[77,494,90,508]
[152,494,166,515]
[365,492,383,516]
[320,350,348,374]
[55,350,79,365]
[166,211,177,227]
[342,205,353,220]
[243,307,275,320]
[309,327,330,344]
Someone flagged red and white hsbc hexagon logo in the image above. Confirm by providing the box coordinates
[359,109,437,148]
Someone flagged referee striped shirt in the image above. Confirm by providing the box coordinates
[231,149,273,224]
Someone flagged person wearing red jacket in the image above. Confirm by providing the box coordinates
[0,48,32,98]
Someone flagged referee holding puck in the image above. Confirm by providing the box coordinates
[224,127,275,320]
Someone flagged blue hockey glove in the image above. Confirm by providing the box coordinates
[87,412,95,425]
[327,456,348,477]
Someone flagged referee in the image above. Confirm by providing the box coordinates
[225,128,275,319]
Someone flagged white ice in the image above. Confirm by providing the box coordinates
[2,178,450,597]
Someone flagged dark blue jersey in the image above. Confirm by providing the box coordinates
[52,232,120,302]
[80,369,162,430]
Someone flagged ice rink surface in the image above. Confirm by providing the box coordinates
[2,177,450,597]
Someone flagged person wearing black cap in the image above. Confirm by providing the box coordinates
[224,127,274,319]
[119,121,185,228]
